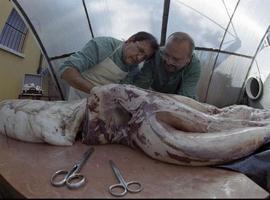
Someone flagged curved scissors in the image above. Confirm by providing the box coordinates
[108,160,143,197]
[50,146,94,189]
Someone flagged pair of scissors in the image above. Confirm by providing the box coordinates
[50,146,94,189]
[108,160,143,197]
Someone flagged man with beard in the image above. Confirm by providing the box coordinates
[133,32,201,100]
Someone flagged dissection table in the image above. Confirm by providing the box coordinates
[0,134,269,198]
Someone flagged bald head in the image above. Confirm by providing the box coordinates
[162,32,195,72]
[167,32,195,58]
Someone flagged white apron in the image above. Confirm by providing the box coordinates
[68,46,127,101]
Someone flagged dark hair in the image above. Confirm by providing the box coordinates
[167,32,195,58]
[128,31,159,59]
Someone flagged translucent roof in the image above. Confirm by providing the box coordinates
[167,0,238,49]
[85,0,163,41]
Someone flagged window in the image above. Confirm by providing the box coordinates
[0,9,28,53]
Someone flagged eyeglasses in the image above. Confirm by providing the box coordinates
[160,51,188,67]
[135,41,149,60]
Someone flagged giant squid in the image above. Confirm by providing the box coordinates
[1,84,270,166]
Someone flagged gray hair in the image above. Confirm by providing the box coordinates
[167,32,195,58]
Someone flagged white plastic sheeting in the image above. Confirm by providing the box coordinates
[195,50,218,102]
[221,0,270,56]
[85,0,163,42]
[206,54,252,107]
[167,0,238,49]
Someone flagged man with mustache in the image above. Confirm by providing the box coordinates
[133,32,201,100]
[59,31,158,100]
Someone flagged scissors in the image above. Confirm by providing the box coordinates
[50,146,94,189]
[108,160,143,197]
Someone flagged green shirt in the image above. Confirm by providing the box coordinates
[59,37,138,78]
[133,47,201,99]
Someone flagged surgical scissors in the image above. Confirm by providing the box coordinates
[108,160,143,197]
[50,146,94,189]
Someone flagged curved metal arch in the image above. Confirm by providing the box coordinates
[204,0,241,103]
[11,0,65,100]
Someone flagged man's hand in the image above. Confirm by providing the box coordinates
[61,67,94,93]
